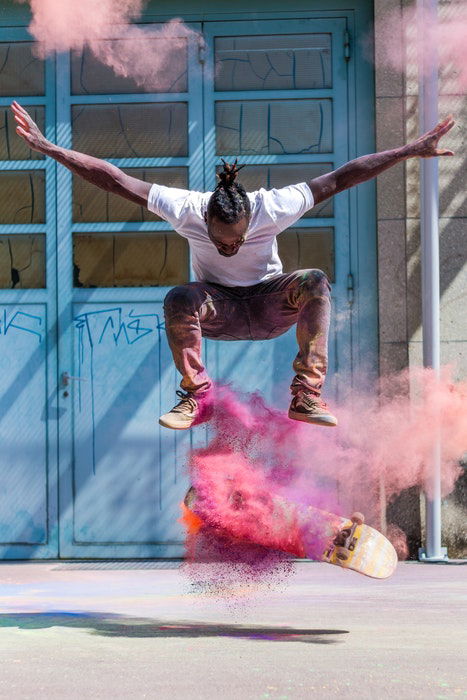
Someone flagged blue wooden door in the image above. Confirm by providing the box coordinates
[203,19,352,407]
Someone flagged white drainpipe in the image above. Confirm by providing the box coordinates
[416,0,447,561]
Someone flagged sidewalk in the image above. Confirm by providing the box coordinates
[0,560,466,699]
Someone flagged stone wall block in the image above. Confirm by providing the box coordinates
[402,0,419,97]
[409,340,466,382]
[376,97,406,218]
[374,0,404,98]
[439,95,467,218]
[439,217,467,342]
[378,219,408,343]
[405,96,420,218]
[380,341,409,375]
[440,342,467,381]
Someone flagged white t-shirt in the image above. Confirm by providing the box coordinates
[147,182,314,287]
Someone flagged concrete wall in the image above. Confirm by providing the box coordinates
[375,0,466,377]
[374,0,466,556]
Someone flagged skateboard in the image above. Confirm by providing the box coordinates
[182,485,398,579]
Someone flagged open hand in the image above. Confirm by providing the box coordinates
[10,101,49,153]
[409,115,455,158]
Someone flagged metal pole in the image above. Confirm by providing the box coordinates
[417,0,447,561]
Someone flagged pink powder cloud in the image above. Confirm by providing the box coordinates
[372,4,467,92]
[183,368,466,586]
[19,0,198,92]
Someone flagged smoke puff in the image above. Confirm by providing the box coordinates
[20,0,199,92]
[369,4,467,91]
[183,368,466,592]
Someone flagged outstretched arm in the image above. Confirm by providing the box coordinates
[309,116,455,205]
[11,101,151,207]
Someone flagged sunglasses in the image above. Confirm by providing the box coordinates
[207,230,246,255]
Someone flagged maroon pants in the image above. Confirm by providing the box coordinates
[163,269,331,397]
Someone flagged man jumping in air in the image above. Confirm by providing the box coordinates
[11,102,454,430]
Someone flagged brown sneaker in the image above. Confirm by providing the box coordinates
[159,391,201,430]
[288,391,338,427]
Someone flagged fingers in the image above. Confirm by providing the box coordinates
[14,114,29,130]
[434,114,455,136]
[15,126,29,139]
[11,101,32,124]
[11,101,30,118]
[12,100,30,115]
[11,101,31,133]
[436,148,454,156]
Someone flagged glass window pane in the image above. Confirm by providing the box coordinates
[0,171,45,224]
[74,233,189,287]
[0,42,45,96]
[0,107,45,161]
[216,99,332,155]
[0,235,45,288]
[277,227,334,281]
[218,163,333,218]
[71,40,188,94]
[215,34,332,91]
[73,167,188,222]
[72,103,188,158]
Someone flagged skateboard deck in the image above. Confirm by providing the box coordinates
[182,485,397,579]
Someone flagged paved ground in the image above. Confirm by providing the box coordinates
[0,560,466,699]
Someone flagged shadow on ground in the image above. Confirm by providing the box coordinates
[0,613,348,644]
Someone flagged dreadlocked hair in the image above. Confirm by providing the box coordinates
[207,159,251,224]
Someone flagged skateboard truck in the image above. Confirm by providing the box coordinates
[326,512,365,561]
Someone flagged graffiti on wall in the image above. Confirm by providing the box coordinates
[0,309,43,343]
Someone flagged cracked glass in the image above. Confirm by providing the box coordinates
[215,34,332,91]
[217,163,333,218]
[72,103,188,159]
[73,167,188,222]
[73,233,189,287]
[216,99,332,155]
[0,42,44,96]
[0,106,45,160]
[0,171,45,224]
[0,235,45,288]
[278,227,334,281]
[71,40,188,94]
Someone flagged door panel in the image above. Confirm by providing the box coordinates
[0,304,48,544]
[0,27,58,559]
[71,302,189,549]
[214,33,333,91]
[57,24,203,558]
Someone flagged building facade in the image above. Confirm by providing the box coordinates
[0,0,464,559]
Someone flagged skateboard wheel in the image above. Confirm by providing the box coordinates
[351,512,365,525]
